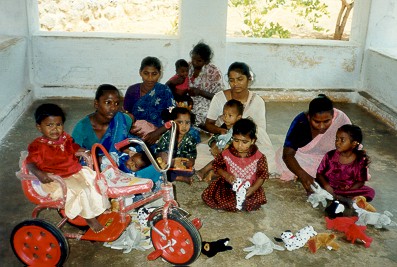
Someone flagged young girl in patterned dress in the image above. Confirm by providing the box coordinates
[155,107,200,184]
[317,124,375,204]
[202,118,269,211]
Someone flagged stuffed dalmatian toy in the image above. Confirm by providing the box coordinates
[232,178,251,210]
[137,207,155,227]
[275,226,317,251]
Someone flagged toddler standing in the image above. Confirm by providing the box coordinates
[26,104,109,233]
[317,124,375,205]
[202,118,269,212]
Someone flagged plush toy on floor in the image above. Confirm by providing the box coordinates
[325,216,361,233]
[307,182,334,208]
[306,233,340,253]
[325,200,345,219]
[201,238,233,257]
[345,223,373,248]
[325,216,372,248]
[232,178,251,210]
[275,226,317,251]
[243,232,285,259]
[353,196,376,212]
[353,203,397,229]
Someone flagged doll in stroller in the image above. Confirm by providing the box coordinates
[10,121,202,266]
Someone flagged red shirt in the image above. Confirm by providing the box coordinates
[26,132,82,178]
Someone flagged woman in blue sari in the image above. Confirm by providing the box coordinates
[72,84,132,153]
[124,56,176,145]
[72,84,162,190]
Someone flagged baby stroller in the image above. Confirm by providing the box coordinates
[10,121,202,266]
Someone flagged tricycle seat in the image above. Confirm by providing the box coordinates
[100,166,153,198]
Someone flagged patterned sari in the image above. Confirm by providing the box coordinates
[275,109,351,181]
[124,82,175,128]
[188,63,224,125]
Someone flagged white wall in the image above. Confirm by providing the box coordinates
[361,0,397,113]
[0,0,31,141]
[0,0,29,36]
[32,35,180,97]
[31,0,365,97]
[226,40,360,90]
[2,0,397,139]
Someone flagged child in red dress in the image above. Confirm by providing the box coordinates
[26,103,109,233]
[317,124,375,205]
[201,118,268,211]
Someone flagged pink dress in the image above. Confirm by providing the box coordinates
[202,145,268,211]
[317,150,375,201]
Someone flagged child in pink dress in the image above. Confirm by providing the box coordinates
[202,118,268,212]
[317,124,375,205]
[26,103,109,233]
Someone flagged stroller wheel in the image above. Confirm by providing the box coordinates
[10,219,69,267]
[150,211,201,265]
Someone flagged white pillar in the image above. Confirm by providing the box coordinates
[179,0,228,72]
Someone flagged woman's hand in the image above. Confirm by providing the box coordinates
[130,124,144,138]
[298,173,315,194]
[188,87,200,96]
[144,126,167,145]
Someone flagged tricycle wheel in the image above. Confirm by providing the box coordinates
[10,219,69,267]
[150,211,201,265]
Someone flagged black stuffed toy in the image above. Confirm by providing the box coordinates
[201,238,233,257]
[325,200,345,219]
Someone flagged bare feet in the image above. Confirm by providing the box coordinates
[203,170,215,183]
[175,176,193,185]
[86,218,104,233]
[195,169,205,181]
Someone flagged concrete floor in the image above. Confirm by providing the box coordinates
[1,99,397,266]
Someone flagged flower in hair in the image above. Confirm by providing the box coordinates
[357,143,364,150]
[167,106,175,113]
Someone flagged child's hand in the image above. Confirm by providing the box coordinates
[246,187,255,197]
[38,172,54,184]
[323,184,336,197]
[210,145,220,157]
[225,173,236,184]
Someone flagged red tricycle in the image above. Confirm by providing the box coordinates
[10,121,202,266]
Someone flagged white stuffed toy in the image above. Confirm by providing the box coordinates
[216,128,233,150]
[137,207,155,227]
[243,232,285,259]
[103,224,146,253]
[232,178,251,210]
[353,203,397,229]
[307,182,334,208]
[276,226,317,251]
